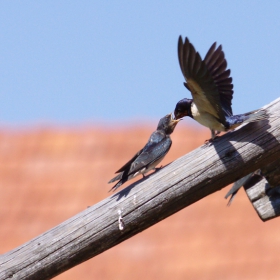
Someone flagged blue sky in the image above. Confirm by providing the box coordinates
[0,1,280,126]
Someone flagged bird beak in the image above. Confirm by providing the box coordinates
[174,111,184,119]
[172,118,181,124]
[170,114,181,128]
[171,112,182,123]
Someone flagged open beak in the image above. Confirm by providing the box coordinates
[170,112,181,128]
[172,118,181,126]
[171,112,182,122]
[167,112,173,118]
[174,111,184,120]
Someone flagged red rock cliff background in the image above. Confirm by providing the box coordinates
[1,123,280,280]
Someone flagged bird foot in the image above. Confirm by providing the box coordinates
[204,138,212,144]
[204,138,215,145]
[205,135,220,145]
[153,166,163,172]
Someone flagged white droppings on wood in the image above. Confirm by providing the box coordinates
[118,210,124,231]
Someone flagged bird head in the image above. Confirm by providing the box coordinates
[157,113,181,135]
[174,98,193,119]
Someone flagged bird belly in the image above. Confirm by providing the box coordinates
[192,106,226,131]
[144,156,165,173]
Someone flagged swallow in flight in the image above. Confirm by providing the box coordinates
[174,36,267,140]
[108,113,180,191]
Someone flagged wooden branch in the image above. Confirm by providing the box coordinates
[244,158,280,221]
[1,98,280,280]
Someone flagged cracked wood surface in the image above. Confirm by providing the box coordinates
[0,98,280,280]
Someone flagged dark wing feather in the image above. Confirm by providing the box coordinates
[204,43,233,116]
[108,172,123,184]
[207,47,225,74]
[127,131,172,176]
[114,149,143,173]
[108,132,171,191]
[108,150,143,184]
[178,36,184,74]
[178,36,226,124]
[204,42,217,65]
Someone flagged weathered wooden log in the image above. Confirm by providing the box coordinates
[0,98,280,280]
[244,158,280,221]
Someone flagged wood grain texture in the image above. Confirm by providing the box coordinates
[247,178,280,221]
[0,98,280,280]
[262,158,280,187]
[245,158,280,221]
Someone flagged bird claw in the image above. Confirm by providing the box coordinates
[141,166,162,179]
[205,133,220,145]
[204,138,215,145]
[205,138,212,144]
[153,166,163,172]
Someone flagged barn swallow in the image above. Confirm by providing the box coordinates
[108,113,180,191]
[174,36,268,140]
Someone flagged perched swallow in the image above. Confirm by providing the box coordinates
[174,36,268,140]
[108,113,180,191]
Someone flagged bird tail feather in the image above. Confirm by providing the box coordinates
[109,180,123,192]
[225,173,253,206]
[108,172,125,192]
[244,109,268,123]
[108,172,123,184]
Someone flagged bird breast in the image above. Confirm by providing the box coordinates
[191,103,226,132]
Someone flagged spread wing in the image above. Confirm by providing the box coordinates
[178,36,227,125]
[204,42,233,116]
[126,131,172,176]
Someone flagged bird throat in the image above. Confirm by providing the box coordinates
[188,100,194,119]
